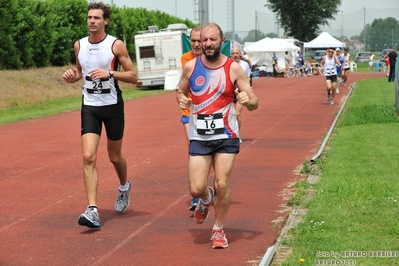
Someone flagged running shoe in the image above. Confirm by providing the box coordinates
[211,228,228,249]
[326,94,330,102]
[194,186,214,224]
[189,197,200,211]
[115,180,131,213]
[78,206,101,228]
[330,100,334,105]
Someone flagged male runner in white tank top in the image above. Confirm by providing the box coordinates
[341,48,352,86]
[321,48,341,105]
[62,2,137,228]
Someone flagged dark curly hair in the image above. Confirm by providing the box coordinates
[88,2,112,29]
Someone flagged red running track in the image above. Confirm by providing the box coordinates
[0,72,383,265]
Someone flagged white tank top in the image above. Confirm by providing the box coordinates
[78,35,121,106]
[342,54,350,69]
[324,56,337,76]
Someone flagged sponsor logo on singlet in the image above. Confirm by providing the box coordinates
[196,76,205,86]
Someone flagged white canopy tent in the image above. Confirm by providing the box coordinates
[244,38,300,69]
[304,31,345,49]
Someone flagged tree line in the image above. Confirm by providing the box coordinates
[264,0,399,51]
[0,0,195,70]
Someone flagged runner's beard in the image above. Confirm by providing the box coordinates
[203,44,221,62]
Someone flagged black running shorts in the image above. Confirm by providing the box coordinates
[189,138,240,156]
[325,75,338,82]
[81,101,125,141]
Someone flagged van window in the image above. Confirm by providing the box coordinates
[139,46,155,58]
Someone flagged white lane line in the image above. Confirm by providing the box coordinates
[94,194,187,265]
[0,193,80,232]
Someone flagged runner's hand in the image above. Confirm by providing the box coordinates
[63,69,78,83]
[235,90,249,105]
[178,95,192,110]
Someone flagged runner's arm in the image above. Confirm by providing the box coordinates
[112,39,138,84]
[62,41,82,83]
[175,60,194,110]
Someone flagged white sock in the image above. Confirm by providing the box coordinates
[213,224,223,230]
[119,181,130,191]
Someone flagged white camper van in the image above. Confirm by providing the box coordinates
[134,24,189,88]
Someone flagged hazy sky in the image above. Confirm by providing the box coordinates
[101,0,399,36]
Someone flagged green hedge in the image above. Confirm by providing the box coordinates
[0,0,196,69]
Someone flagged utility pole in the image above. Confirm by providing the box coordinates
[232,0,235,40]
[199,0,209,26]
[363,7,366,51]
[341,11,343,39]
[255,11,258,41]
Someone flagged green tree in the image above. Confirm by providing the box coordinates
[0,0,22,69]
[225,32,242,42]
[13,0,36,68]
[265,0,341,41]
[48,0,87,66]
[359,17,399,51]
[242,29,267,42]
[13,0,57,68]
[0,0,197,69]
[265,32,278,38]
[30,0,58,67]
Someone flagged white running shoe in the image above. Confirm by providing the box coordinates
[115,180,132,213]
[78,206,101,228]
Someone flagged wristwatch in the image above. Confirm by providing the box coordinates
[109,70,114,78]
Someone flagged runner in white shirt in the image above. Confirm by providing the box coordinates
[321,48,341,105]
[231,46,251,142]
[341,48,352,86]
[369,53,375,71]
[62,2,137,229]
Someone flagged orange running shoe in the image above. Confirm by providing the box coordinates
[211,228,228,249]
[194,186,214,224]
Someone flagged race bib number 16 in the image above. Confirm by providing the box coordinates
[196,113,224,135]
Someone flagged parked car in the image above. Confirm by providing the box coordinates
[354,52,372,62]
[380,49,392,62]
[313,50,326,63]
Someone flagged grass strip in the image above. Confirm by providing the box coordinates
[282,78,399,265]
[0,88,170,125]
